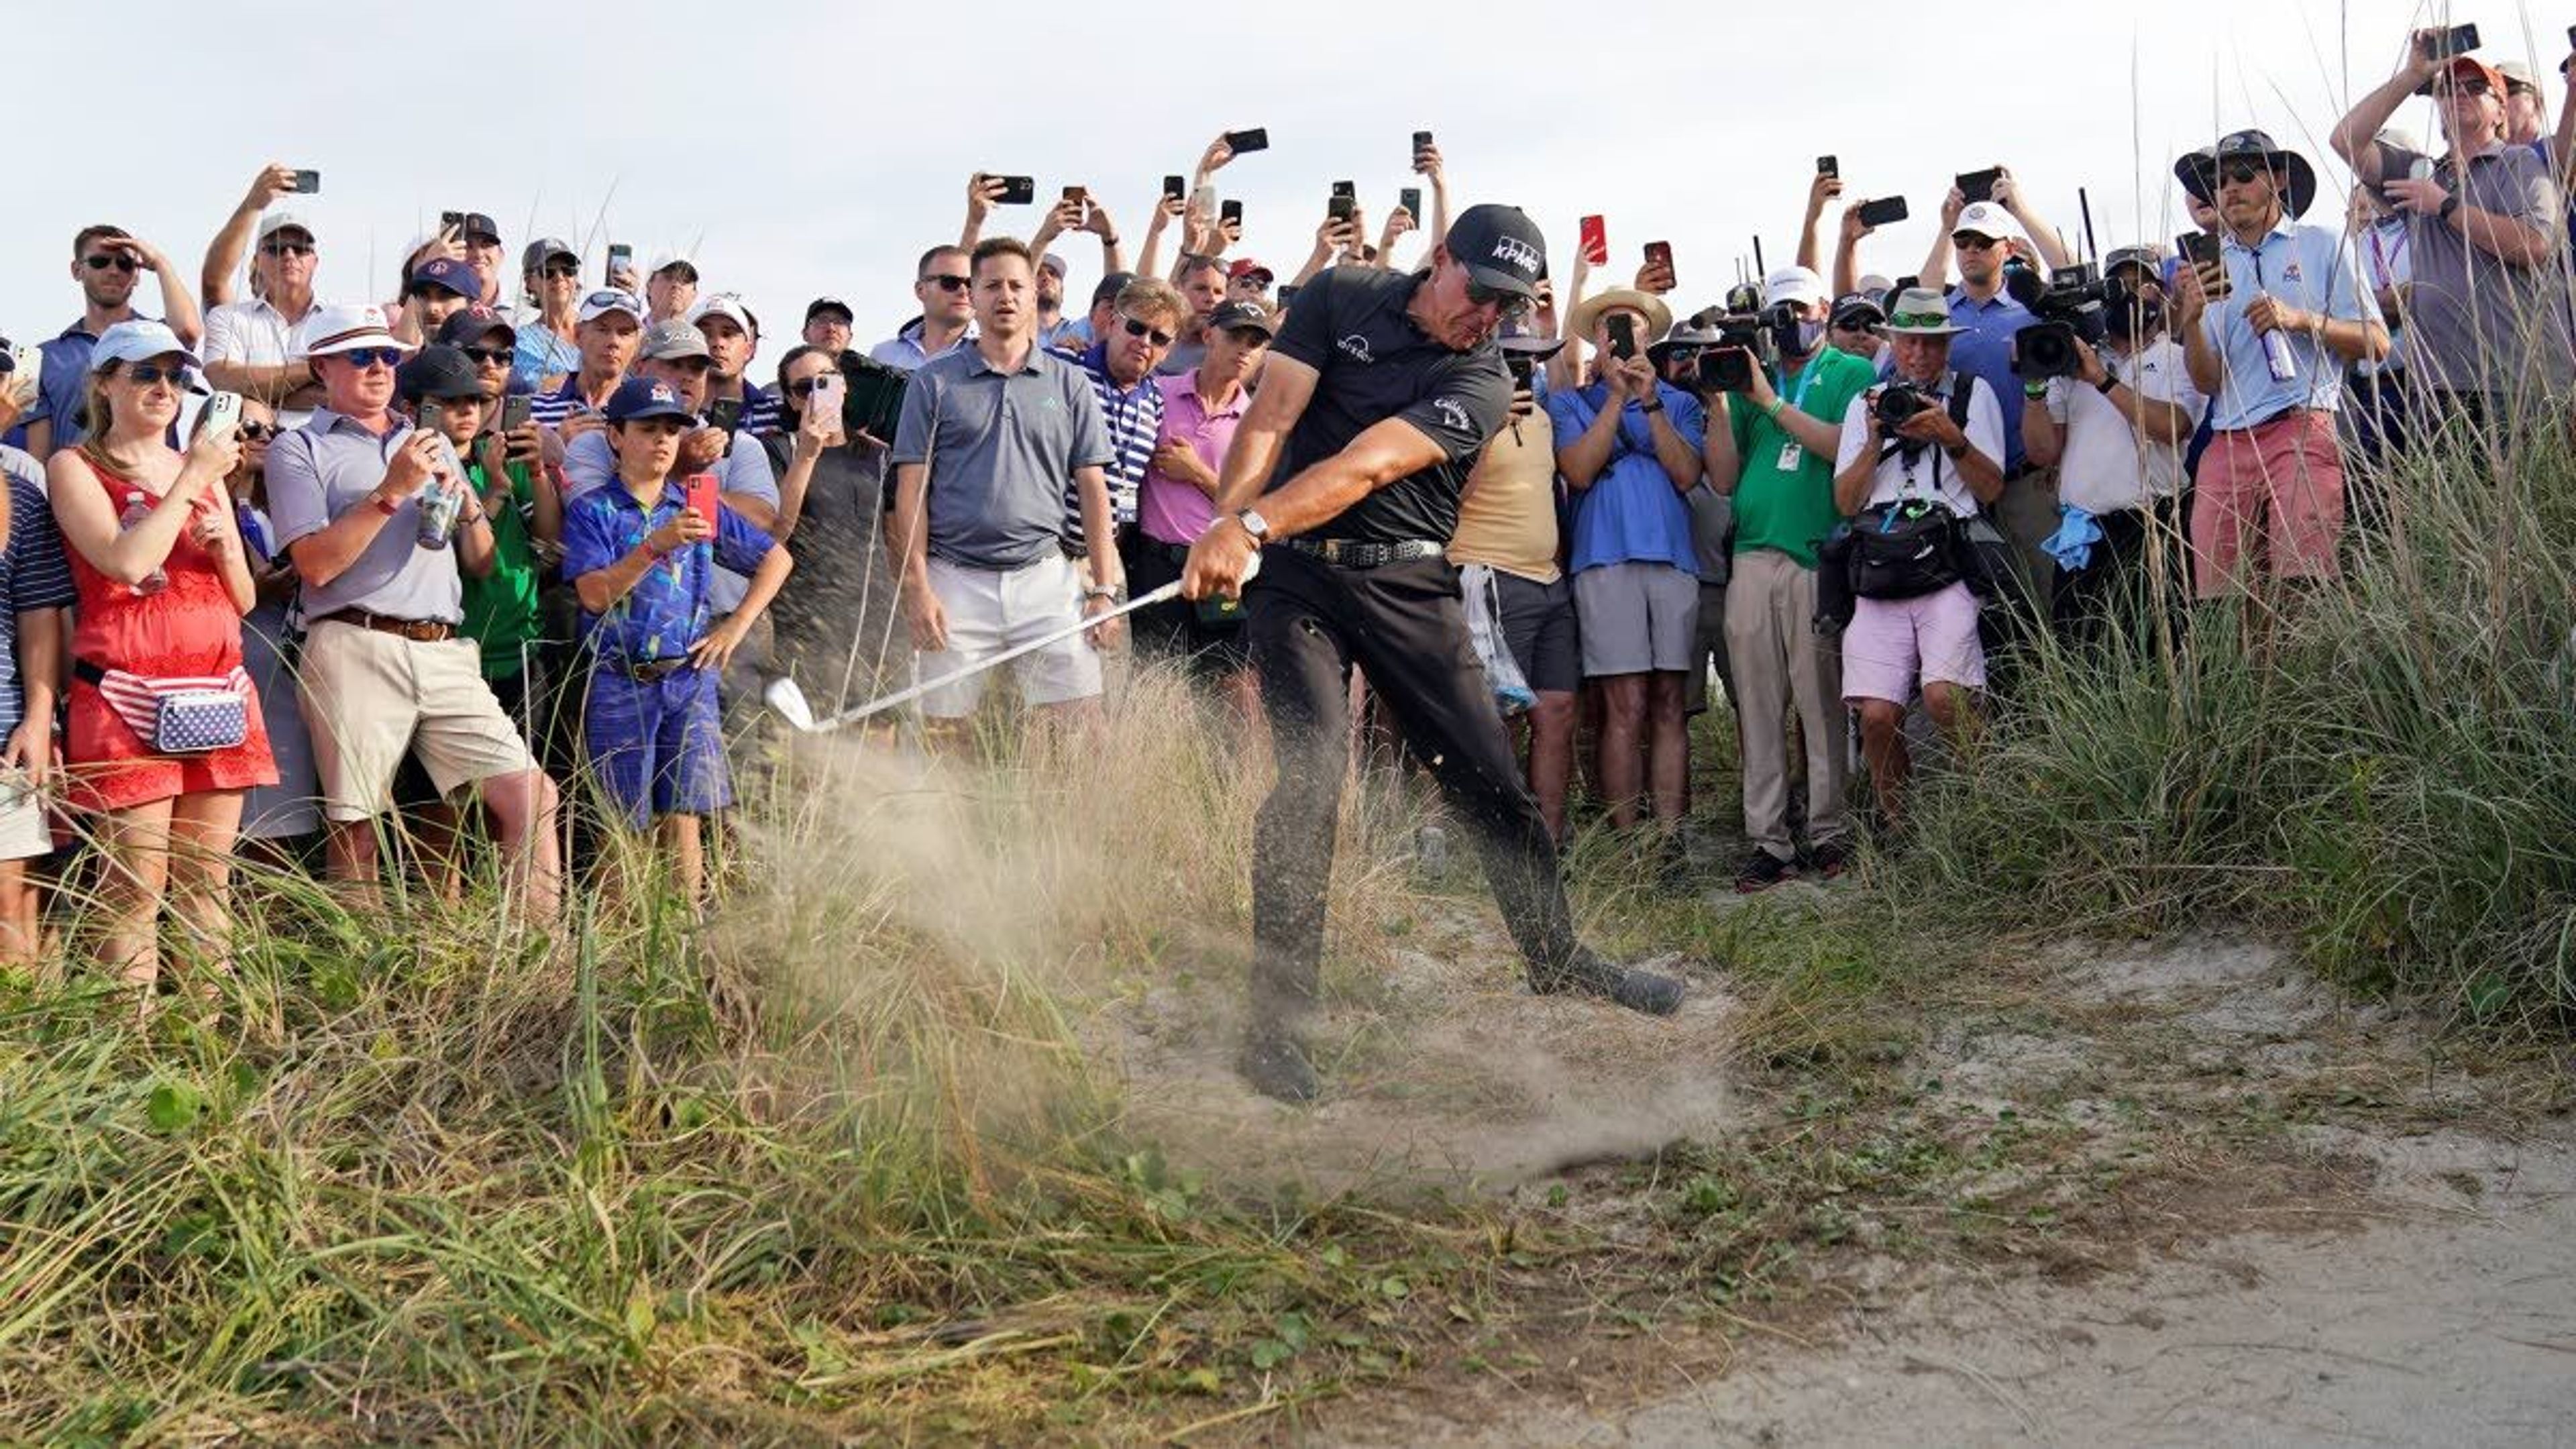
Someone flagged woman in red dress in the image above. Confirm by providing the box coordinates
[47,321,275,1000]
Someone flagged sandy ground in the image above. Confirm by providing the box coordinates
[1253,921,2576,1448]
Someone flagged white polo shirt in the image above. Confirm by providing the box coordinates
[202,295,322,429]
[1833,373,2005,518]
[2041,335,2202,516]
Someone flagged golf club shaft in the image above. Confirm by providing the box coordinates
[810,580,1185,731]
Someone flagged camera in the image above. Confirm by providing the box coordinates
[1874,381,1934,431]
[2006,259,2113,380]
[1697,310,1781,392]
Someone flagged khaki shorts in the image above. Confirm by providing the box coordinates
[298,620,539,822]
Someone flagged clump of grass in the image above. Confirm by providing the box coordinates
[0,667,1468,1442]
[1894,416,2576,1031]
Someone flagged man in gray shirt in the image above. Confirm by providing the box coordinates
[264,302,561,911]
[2334,43,2576,425]
[890,237,1120,730]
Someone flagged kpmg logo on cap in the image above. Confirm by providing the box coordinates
[1491,236,1542,276]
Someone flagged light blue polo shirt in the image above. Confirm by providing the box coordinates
[2195,219,2380,431]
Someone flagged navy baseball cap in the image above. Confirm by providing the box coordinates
[408,257,480,299]
[1444,204,1547,299]
[604,376,694,423]
[437,305,517,348]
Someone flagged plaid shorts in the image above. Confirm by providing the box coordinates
[582,662,729,828]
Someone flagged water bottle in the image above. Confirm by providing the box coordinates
[2256,292,2299,383]
[119,492,168,594]
[415,482,463,549]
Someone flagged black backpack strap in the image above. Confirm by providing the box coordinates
[1947,372,1976,432]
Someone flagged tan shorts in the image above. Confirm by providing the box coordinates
[298,620,539,822]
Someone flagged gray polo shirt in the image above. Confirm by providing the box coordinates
[890,341,1112,570]
[265,409,467,624]
[2387,140,2576,399]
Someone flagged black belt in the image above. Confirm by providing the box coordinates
[1283,538,1444,569]
[602,656,692,683]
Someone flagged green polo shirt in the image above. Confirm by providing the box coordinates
[1727,345,1876,570]
[460,455,545,680]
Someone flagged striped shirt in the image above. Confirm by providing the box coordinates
[1069,342,1161,535]
[530,372,617,429]
[739,382,784,439]
[0,451,76,741]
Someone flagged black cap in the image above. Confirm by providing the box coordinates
[1829,291,1886,327]
[453,212,502,244]
[2176,130,2317,219]
[1090,271,1138,307]
[804,295,854,325]
[1444,203,1546,299]
[437,305,517,349]
[1204,299,1276,337]
[396,345,484,403]
[1498,333,1566,362]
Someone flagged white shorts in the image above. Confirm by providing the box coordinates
[0,776,49,861]
[918,553,1102,717]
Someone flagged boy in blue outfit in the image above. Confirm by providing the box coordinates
[563,377,792,902]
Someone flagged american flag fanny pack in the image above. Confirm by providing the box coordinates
[73,659,252,755]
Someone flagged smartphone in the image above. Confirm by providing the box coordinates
[291,169,321,195]
[1327,195,1356,223]
[500,395,533,432]
[1893,274,1920,294]
[806,372,844,424]
[1579,215,1609,266]
[1817,156,1839,178]
[995,174,1036,205]
[1399,186,1422,217]
[2420,22,2481,59]
[706,396,743,434]
[685,472,720,533]
[1411,129,1434,168]
[440,209,466,232]
[1956,167,2002,204]
[1220,199,1244,226]
[1856,197,1910,228]
[1332,180,1356,201]
[605,243,632,284]
[199,390,243,438]
[2178,231,2222,270]
[1277,283,1300,309]
[1643,239,1675,286]
[1506,354,1534,388]
[1063,184,1088,206]
[1223,128,1269,154]
[1163,173,1185,201]
[1606,314,1637,360]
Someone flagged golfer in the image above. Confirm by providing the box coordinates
[1182,204,1686,1104]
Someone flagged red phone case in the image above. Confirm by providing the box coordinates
[686,472,720,531]
[1580,215,1608,266]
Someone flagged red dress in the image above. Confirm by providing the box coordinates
[62,456,277,812]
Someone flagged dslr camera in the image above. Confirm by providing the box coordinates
[2005,258,2115,380]
[1874,380,1935,432]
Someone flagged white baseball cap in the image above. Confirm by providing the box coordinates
[1952,202,2017,241]
[1762,265,1829,309]
[647,249,698,280]
[686,292,757,336]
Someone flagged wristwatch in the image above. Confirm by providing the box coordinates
[2438,191,2461,223]
[1640,398,1666,415]
[2094,374,2121,397]
[1235,508,1271,543]
[1083,582,1127,603]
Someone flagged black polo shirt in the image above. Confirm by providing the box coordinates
[1265,266,1512,544]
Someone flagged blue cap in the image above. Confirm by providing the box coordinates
[409,256,480,299]
[604,376,695,424]
[89,319,201,374]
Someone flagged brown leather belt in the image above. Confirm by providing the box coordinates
[315,608,456,643]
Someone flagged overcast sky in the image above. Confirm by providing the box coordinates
[1,0,2529,369]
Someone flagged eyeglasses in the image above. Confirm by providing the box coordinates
[1120,317,1177,347]
[258,241,315,258]
[786,376,835,398]
[121,363,189,388]
[1462,278,1534,321]
[924,274,971,293]
[83,253,140,272]
[337,347,403,370]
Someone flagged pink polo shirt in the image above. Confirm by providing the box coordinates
[1138,371,1248,545]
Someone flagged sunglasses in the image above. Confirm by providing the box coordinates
[1120,317,1177,347]
[337,347,404,370]
[83,252,140,272]
[237,420,275,441]
[2220,161,2271,186]
[924,274,971,293]
[1952,234,2002,251]
[1462,278,1534,321]
[119,363,190,387]
[1888,311,1949,329]
[459,345,513,367]
[1662,345,1707,362]
[539,262,580,280]
[258,240,315,258]
[2434,78,2493,99]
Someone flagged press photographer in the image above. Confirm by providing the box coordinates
[1827,288,2004,830]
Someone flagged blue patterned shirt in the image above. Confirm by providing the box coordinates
[561,482,775,667]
